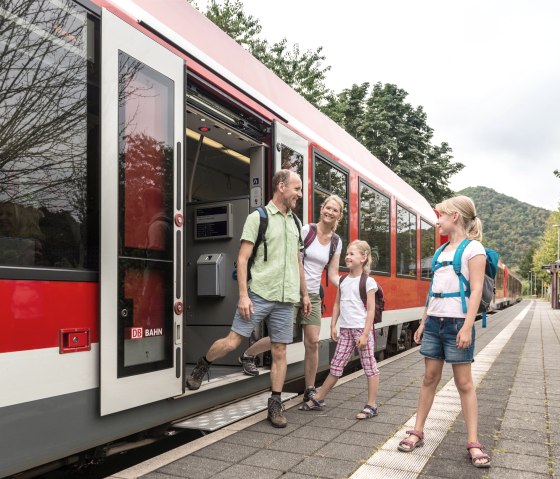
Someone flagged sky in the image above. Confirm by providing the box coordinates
[198,0,560,211]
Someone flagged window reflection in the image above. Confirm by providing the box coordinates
[397,205,417,277]
[420,219,435,279]
[280,144,303,220]
[0,0,99,269]
[360,182,390,273]
[314,155,348,267]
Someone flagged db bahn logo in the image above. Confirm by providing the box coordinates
[125,327,143,339]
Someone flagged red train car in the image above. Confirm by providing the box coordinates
[0,0,441,476]
[493,261,522,309]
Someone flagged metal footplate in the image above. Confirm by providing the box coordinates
[173,391,297,431]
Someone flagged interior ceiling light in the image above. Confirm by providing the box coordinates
[186,128,250,165]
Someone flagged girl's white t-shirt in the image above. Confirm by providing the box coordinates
[427,240,486,318]
[301,224,342,294]
[338,274,378,328]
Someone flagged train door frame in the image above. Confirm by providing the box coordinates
[99,10,184,415]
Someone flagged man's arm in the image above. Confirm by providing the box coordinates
[236,240,254,320]
[298,251,311,315]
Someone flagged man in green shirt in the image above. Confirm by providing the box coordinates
[186,170,310,428]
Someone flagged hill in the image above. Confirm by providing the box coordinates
[457,186,551,270]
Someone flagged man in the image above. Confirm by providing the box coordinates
[186,169,310,428]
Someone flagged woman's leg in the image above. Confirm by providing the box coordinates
[453,363,488,466]
[244,336,272,356]
[302,324,321,388]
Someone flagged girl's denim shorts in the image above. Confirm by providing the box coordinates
[419,316,475,364]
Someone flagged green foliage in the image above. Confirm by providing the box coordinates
[458,186,552,270]
[323,82,463,205]
[532,209,560,282]
[201,0,331,108]
[197,1,462,204]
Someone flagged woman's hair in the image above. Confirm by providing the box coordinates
[320,194,344,231]
[435,195,483,242]
[347,239,372,274]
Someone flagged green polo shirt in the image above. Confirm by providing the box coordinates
[241,201,301,303]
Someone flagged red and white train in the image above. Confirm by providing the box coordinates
[0,0,515,476]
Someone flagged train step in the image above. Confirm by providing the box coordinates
[173,391,297,432]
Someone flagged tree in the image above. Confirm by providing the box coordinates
[532,209,560,285]
[201,0,331,108]
[325,82,463,205]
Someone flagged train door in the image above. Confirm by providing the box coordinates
[273,121,309,348]
[100,10,184,415]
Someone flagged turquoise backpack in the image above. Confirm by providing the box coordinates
[426,239,499,327]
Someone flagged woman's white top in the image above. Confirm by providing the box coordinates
[427,240,486,318]
[339,274,377,328]
[301,224,342,294]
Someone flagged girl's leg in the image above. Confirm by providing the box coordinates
[366,374,379,407]
[302,324,321,388]
[401,358,444,449]
[452,363,488,466]
[314,373,338,401]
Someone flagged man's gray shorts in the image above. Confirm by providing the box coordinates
[231,291,293,344]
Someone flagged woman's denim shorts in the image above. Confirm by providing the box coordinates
[419,316,475,364]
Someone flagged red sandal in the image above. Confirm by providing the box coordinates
[466,442,491,468]
[398,429,424,452]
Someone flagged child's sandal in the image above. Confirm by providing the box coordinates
[466,442,491,468]
[356,404,378,419]
[398,429,424,452]
[298,397,324,411]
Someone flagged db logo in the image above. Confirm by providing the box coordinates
[125,327,143,339]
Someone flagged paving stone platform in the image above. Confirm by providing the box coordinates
[111,300,560,479]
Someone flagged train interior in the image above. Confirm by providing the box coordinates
[184,99,268,384]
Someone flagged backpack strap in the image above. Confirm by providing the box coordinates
[247,207,268,280]
[292,212,303,250]
[359,271,368,310]
[427,239,472,314]
[303,223,317,249]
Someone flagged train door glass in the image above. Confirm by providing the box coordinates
[100,10,184,415]
[274,122,308,222]
[273,121,308,344]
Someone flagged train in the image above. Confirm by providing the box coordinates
[0,0,519,477]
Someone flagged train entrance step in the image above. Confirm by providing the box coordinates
[173,391,297,432]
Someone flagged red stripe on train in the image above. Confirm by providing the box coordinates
[0,280,98,353]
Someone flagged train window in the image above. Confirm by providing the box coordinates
[0,1,100,271]
[420,219,435,279]
[359,181,390,274]
[396,204,417,277]
[313,153,348,267]
[280,144,304,220]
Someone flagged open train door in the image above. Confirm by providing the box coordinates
[100,10,184,415]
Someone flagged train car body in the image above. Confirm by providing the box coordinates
[0,0,442,476]
[493,261,522,309]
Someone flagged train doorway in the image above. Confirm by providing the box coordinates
[183,98,268,381]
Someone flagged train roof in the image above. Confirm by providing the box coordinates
[108,0,436,221]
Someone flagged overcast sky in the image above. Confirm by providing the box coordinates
[199,0,560,210]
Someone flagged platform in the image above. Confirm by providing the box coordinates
[109,300,560,479]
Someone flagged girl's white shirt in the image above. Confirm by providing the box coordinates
[338,274,377,328]
[427,240,486,318]
[301,223,342,294]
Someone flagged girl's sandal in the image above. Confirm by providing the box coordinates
[298,397,324,411]
[356,404,378,419]
[398,429,424,452]
[466,442,491,468]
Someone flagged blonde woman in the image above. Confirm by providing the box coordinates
[397,195,491,468]
[300,240,380,420]
[240,195,343,403]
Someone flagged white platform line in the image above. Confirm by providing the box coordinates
[350,302,533,479]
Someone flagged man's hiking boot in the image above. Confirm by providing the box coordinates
[267,396,287,428]
[239,354,259,376]
[186,358,210,390]
[303,386,317,402]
